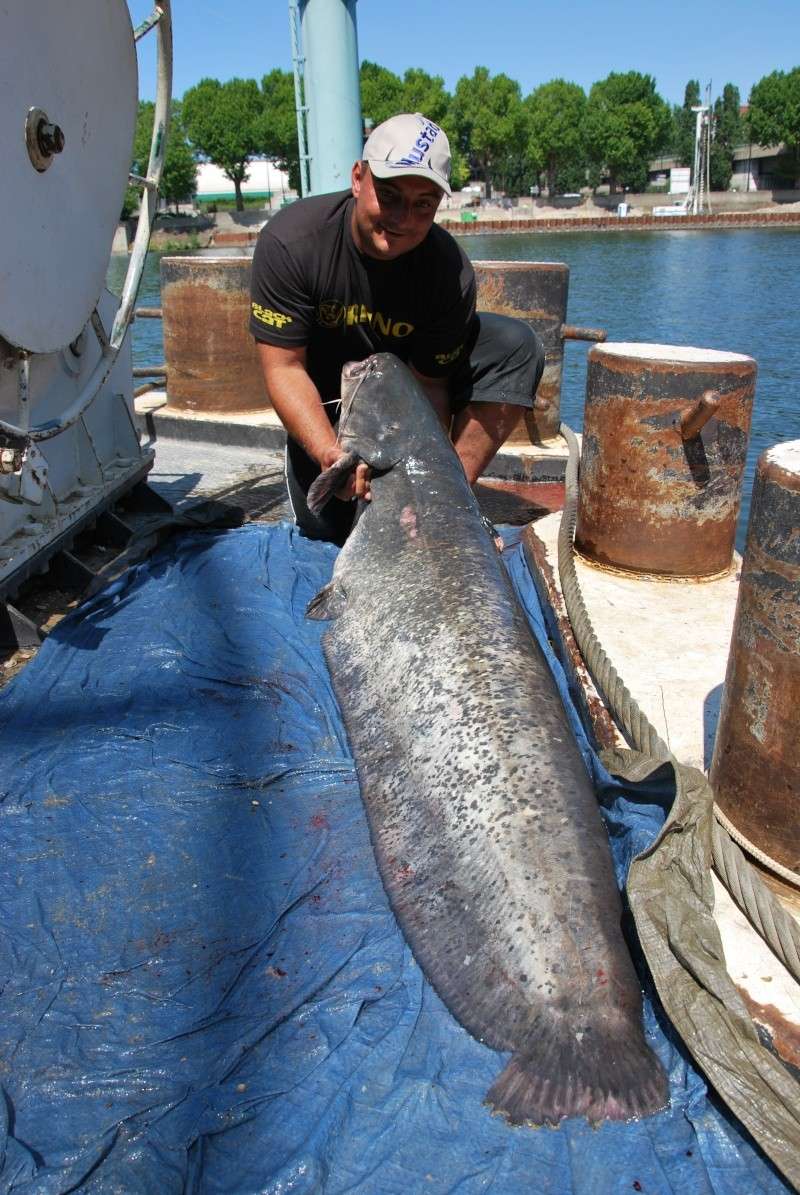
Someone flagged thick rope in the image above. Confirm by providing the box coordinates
[714,801,800,889]
[556,422,800,983]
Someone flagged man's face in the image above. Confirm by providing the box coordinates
[350,162,443,260]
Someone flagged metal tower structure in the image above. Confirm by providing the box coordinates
[289,0,363,197]
[287,0,311,197]
[688,98,713,215]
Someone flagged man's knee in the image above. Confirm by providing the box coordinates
[492,315,545,383]
[470,312,545,397]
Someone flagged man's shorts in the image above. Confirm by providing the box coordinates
[285,312,545,545]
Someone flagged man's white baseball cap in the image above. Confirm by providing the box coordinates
[362,113,452,196]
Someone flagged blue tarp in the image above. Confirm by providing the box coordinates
[0,522,790,1193]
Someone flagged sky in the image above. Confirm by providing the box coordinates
[129,0,799,109]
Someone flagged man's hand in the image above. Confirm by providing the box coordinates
[319,445,371,502]
[256,344,372,503]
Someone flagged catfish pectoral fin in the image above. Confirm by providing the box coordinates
[307,452,359,514]
[306,579,348,621]
[485,1028,669,1128]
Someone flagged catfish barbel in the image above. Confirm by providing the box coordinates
[306,353,668,1127]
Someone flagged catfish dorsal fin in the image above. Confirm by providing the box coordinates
[307,453,358,515]
[306,579,347,621]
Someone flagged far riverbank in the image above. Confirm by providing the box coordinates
[198,207,800,249]
[440,208,800,236]
[115,190,800,251]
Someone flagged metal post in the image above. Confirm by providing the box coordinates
[711,441,800,885]
[575,343,757,577]
[298,0,363,196]
[288,0,311,198]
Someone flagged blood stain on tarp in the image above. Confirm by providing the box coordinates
[309,813,329,830]
[266,966,287,978]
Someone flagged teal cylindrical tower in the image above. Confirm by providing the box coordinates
[299,0,363,195]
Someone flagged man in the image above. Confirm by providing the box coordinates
[250,112,544,544]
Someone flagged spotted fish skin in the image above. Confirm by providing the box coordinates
[308,353,668,1128]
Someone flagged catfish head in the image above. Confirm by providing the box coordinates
[307,353,435,515]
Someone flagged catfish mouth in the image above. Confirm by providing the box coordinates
[341,358,374,384]
[339,355,383,433]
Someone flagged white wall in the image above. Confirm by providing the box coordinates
[195,159,292,199]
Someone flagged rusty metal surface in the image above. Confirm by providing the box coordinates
[711,444,800,877]
[474,478,564,524]
[561,325,607,343]
[161,257,268,413]
[575,344,756,576]
[473,261,568,444]
[160,256,582,440]
[738,990,800,1076]
[679,391,720,440]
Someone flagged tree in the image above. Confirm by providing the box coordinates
[358,63,469,189]
[709,84,743,191]
[261,69,300,192]
[673,79,700,166]
[131,100,197,213]
[525,79,587,196]
[400,68,450,124]
[748,67,800,185]
[584,71,672,193]
[182,78,264,210]
[449,67,526,198]
[715,84,743,153]
[360,61,403,128]
[395,68,470,189]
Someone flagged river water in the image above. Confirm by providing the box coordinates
[108,228,800,546]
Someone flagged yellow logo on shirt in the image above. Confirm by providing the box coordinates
[316,300,414,339]
[318,300,346,328]
[434,344,463,366]
[252,302,293,329]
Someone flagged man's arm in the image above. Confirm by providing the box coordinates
[450,401,523,486]
[412,368,452,432]
[256,343,370,499]
[413,366,521,487]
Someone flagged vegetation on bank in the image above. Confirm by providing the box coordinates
[123,63,800,215]
[149,233,204,253]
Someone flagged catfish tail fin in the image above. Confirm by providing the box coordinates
[307,452,359,515]
[485,1024,668,1128]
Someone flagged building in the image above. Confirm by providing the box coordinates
[194,159,293,206]
[729,143,790,191]
[649,144,797,194]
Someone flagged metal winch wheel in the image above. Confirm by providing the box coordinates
[0,1,172,632]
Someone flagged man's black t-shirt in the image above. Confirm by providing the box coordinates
[249,190,476,406]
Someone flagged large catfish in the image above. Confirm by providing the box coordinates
[306,353,668,1128]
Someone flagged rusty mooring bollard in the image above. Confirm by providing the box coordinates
[711,441,800,883]
[160,256,606,431]
[575,343,757,577]
[161,257,266,413]
[472,261,605,445]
